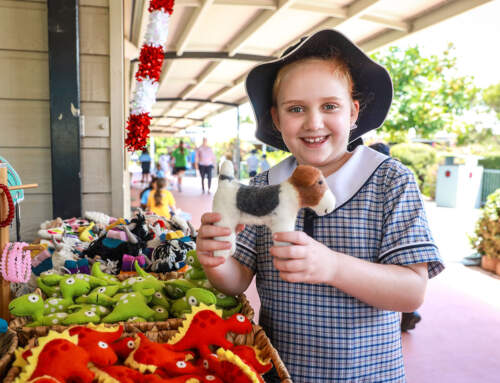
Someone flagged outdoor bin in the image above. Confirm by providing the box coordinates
[435,156,483,208]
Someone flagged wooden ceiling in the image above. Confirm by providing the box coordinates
[124,0,493,136]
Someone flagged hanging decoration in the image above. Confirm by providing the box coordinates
[125,0,175,152]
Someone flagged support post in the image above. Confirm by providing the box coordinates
[0,166,11,320]
[47,0,82,218]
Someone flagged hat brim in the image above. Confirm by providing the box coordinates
[245,29,393,152]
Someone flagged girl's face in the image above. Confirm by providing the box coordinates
[271,59,359,176]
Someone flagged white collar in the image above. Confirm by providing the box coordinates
[268,146,389,209]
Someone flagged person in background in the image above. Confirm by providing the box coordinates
[259,153,270,172]
[368,141,422,332]
[140,177,157,211]
[246,149,259,177]
[172,140,188,192]
[139,148,151,184]
[154,162,165,179]
[196,137,217,194]
[158,151,171,178]
[146,178,176,219]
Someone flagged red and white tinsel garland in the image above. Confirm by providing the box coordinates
[125,0,175,151]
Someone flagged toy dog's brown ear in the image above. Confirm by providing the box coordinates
[290,166,320,187]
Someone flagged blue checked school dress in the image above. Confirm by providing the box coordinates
[233,145,444,383]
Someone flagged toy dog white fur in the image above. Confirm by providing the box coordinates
[212,160,336,258]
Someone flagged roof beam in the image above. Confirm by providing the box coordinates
[227,0,297,56]
[359,0,493,53]
[176,0,277,8]
[210,74,246,102]
[176,0,215,56]
[131,0,149,47]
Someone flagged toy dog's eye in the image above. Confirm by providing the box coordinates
[176,361,187,368]
[155,292,162,298]
[156,307,165,313]
[188,296,198,306]
[206,375,216,381]
[65,278,75,285]
[127,340,135,348]
[98,341,109,349]
[217,293,226,299]
[84,311,96,317]
[98,287,106,293]
[29,295,40,303]
[236,314,245,322]
[203,360,209,369]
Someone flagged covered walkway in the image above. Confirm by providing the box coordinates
[131,174,500,383]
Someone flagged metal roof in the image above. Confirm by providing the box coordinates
[124,0,494,136]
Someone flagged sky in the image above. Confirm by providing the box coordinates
[188,0,500,144]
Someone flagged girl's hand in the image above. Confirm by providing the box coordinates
[196,212,244,269]
[270,231,337,284]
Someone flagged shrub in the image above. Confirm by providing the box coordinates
[469,188,500,259]
[478,155,500,170]
[390,143,438,194]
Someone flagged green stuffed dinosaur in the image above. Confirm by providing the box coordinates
[164,278,197,299]
[75,285,120,307]
[91,261,120,285]
[101,291,156,323]
[120,262,164,295]
[184,250,206,281]
[151,290,171,310]
[62,304,110,325]
[8,293,69,327]
[170,287,217,318]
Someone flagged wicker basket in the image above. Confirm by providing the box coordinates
[8,272,255,344]
[0,329,17,381]
[4,322,292,383]
[9,293,253,347]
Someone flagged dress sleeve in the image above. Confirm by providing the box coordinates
[378,164,444,278]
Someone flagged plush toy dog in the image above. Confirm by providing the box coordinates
[212,161,336,258]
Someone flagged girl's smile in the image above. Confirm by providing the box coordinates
[271,59,359,176]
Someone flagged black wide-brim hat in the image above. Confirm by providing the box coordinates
[245,29,393,152]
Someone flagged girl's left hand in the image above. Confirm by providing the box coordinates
[270,231,337,284]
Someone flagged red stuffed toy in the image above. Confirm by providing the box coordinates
[166,304,252,358]
[69,324,123,367]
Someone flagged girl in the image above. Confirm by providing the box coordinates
[146,178,176,219]
[172,140,188,192]
[196,29,444,382]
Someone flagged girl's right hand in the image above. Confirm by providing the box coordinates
[196,212,244,269]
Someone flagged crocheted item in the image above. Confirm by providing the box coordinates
[0,183,15,228]
[14,330,94,383]
[142,373,223,383]
[1,242,31,283]
[124,333,196,374]
[167,304,252,358]
[62,304,110,325]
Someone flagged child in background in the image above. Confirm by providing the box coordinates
[259,153,270,172]
[139,177,157,211]
[196,29,444,382]
[154,162,165,179]
[146,178,176,219]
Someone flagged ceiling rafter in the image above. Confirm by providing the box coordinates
[227,0,297,56]
[131,0,149,47]
[359,0,492,52]
[176,0,215,56]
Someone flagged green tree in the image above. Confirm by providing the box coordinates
[371,44,478,143]
[483,82,500,119]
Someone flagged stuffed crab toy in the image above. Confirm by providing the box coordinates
[212,160,336,258]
